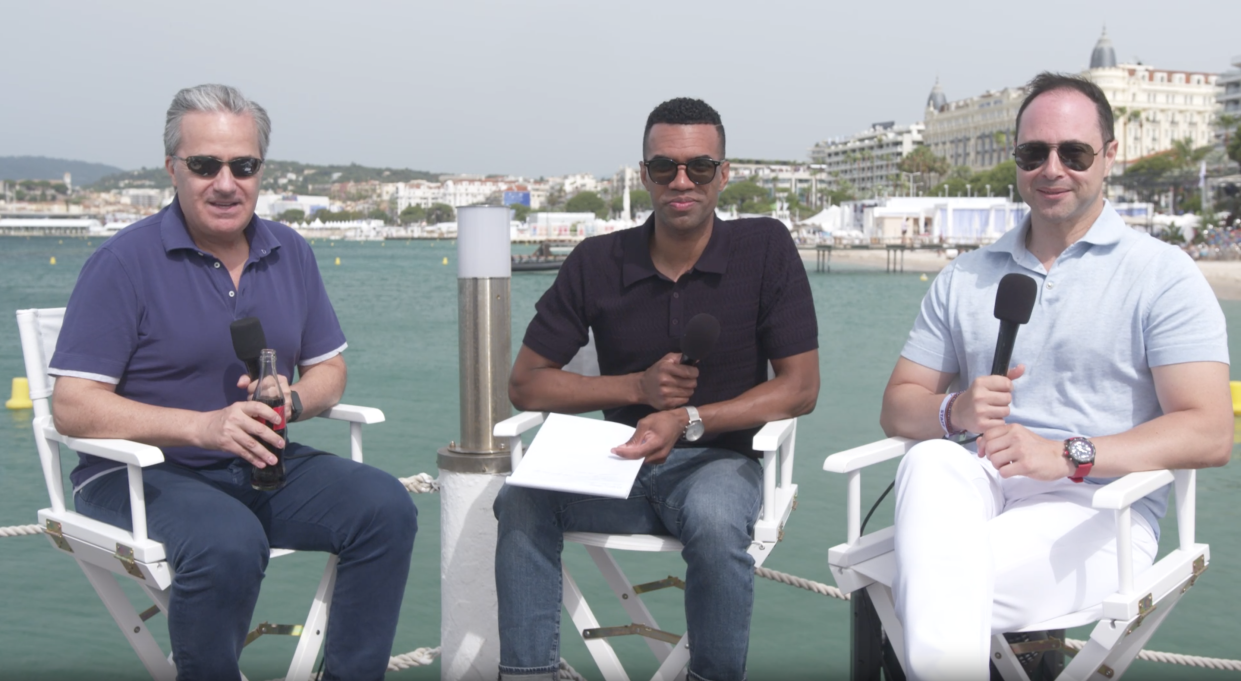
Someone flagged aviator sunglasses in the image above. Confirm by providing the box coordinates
[643,157,724,185]
[1012,141,1110,172]
[173,155,264,179]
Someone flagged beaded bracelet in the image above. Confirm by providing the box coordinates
[940,391,965,438]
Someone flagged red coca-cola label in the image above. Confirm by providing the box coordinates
[255,404,286,430]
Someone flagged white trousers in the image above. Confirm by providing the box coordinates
[892,439,1158,681]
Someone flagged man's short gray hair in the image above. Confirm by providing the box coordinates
[164,84,271,158]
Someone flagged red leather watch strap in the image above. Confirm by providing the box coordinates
[1069,462,1093,483]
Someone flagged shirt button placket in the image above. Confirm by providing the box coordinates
[669,287,684,337]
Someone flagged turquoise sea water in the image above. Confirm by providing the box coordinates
[0,236,1237,680]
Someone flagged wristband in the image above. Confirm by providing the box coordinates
[939,392,964,438]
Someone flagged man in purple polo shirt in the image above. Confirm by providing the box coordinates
[49,84,416,681]
[493,98,820,681]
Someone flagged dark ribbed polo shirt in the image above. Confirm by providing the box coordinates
[522,215,818,457]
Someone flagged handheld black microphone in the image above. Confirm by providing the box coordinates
[679,313,720,366]
[990,273,1038,376]
[230,317,268,379]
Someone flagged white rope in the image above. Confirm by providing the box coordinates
[1064,638,1241,672]
[399,473,439,493]
[755,566,850,601]
[0,524,42,537]
[387,646,441,671]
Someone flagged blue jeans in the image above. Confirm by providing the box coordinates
[74,444,418,681]
[493,447,763,681]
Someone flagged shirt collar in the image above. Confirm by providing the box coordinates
[620,214,731,287]
[991,200,1125,267]
[159,195,280,262]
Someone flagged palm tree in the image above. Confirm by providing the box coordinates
[1217,114,1241,152]
[1168,137,1211,213]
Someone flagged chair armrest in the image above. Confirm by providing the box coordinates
[41,422,164,467]
[494,411,546,438]
[1091,470,1175,510]
[823,437,915,474]
[316,404,385,424]
[753,418,795,452]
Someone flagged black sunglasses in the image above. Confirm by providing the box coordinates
[1012,141,1110,172]
[643,157,723,185]
[173,155,264,179]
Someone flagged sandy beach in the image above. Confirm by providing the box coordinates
[802,247,1241,301]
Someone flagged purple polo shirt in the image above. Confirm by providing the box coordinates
[523,215,818,457]
[50,197,347,488]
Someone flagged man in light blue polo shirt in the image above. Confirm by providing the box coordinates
[879,72,1231,680]
[49,84,416,681]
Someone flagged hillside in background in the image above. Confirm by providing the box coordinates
[0,156,124,186]
[88,161,443,193]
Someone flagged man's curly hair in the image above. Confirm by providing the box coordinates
[643,98,725,158]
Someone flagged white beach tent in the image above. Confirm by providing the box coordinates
[803,206,861,234]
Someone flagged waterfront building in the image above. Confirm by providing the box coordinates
[255,193,332,220]
[807,122,924,197]
[924,29,1221,173]
[1219,54,1241,117]
[388,177,549,212]
[922,85,1023,172]
[120,187,172,210]
[728,161,825,204]
[551,172,599,196]
[1082,28,1220,167]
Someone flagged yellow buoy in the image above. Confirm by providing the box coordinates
[1231,381,1241,416]
[58,240,63,244]
[919,273,927,281]
[50,256,56,265]
[335,257,341,266]
[442,257,449,265]
[6,377,33,410]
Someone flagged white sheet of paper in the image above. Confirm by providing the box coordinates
[505,413,643,499]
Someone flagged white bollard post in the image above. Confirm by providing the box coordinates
[439,206,513,680]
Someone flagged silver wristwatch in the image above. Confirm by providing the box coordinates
[683,406,704,442]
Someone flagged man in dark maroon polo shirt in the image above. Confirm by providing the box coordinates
[494,98,820,681]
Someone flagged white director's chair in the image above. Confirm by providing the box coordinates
[823,436,1210,681]
[17,307,386,681]
[493,337,798,681]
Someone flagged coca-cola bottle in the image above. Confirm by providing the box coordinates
[250,348,287,491]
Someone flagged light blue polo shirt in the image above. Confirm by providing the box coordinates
[50,197,347,489]
[901,201,1228,538]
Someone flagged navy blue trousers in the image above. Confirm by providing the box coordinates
[75,444,417,681]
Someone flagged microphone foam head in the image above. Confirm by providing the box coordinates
[993,273,1038,324]
[230,317,267,362]
[681,313,721,362]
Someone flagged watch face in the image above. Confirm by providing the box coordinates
[685,422,705,442]
[1066,438,1094,464]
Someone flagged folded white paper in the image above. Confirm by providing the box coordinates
[505,413,644,498]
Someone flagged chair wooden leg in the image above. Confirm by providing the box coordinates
[1057,584,1186,681]
[583,545,675,663]
[285,554,338,681]
[76,557,176,681]
[563,564,631,681]
[990,634,1033,681]
[650,635,691,681]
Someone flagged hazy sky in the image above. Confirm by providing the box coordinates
[2,0,1235,178]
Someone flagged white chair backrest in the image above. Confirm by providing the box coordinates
[16,308,65,420]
